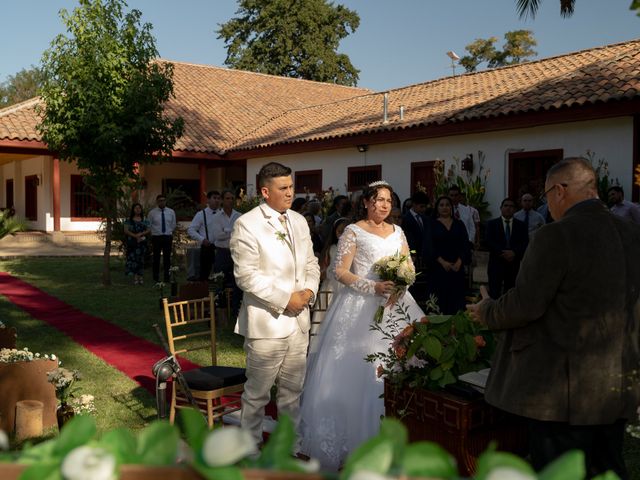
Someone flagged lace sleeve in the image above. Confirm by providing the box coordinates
[331,227,377,295]
[398,228,416,271]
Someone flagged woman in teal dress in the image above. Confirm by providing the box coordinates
[124,203,151,285]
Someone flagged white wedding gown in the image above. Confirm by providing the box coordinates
[300,224,425,471]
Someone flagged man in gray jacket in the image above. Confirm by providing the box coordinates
[468,157,640,479]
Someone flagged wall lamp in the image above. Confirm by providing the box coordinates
[357,144,369,153]
[461,154,473,172]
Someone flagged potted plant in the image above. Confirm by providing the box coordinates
[46,367,84,430]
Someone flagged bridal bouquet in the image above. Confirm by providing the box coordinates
[373,251,417,323]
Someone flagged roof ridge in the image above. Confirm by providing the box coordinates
[381,37,640,94]
[0,97,41,117]
[158,58,372,93]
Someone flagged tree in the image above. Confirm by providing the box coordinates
[0,67,44,108]
[217,0,360,86]
[516,0,640,18]
[37,0,184,286]
[460,30,537,73]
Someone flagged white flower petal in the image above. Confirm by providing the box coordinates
[486,467,536,480]
[61,446,116,480]
[0,430,9,450]
[202,427,258,466]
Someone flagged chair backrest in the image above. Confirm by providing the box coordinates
[309,290,332,337]
[163,293,217,366]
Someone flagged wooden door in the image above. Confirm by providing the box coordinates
[508,149,563,203]
[24,175,38,221]
[411,161,436,201]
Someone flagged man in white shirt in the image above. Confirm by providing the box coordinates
[608,186,640,224]
[212,189,243,316]
[188,190,220,280]
[514,193,546,239]
[148,194,177,282]
[448,185,476,245]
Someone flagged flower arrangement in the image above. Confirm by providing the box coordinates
[47,367,82,405]
[367,300,494,390]
[0,411,606,480]
[234,187,262,214]
[70,394,97,416]
[372,251,417,323]
[0,347,56,364]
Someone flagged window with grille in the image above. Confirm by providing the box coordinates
[295,170,322,195]
[347,165,381,192]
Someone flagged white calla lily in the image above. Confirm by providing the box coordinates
[202,427,259,466]
[486,467,537,480]
[61,446,116,480]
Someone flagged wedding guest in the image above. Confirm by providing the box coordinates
[188,191,220,281]
[430,196,470,314]
[402,191,431,268]
[388,207,402,226]
[230,162,320,449]
[468,157,640,479]
[292,197,308,213]
[303,212,324,256]
[514,193,546,239]
[211,189,242,317]
[123,203,150,285]
[148,194,176,283]
[321,195,348,241]
[448,185,475,246]
[608,186,640,224]
[485,198,529,299]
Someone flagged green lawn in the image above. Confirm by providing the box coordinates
[0,256,245,435]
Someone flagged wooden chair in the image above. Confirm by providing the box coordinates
[163,293,246,428]
[309,290,333,340]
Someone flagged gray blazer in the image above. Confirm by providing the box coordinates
[480,199,640,425]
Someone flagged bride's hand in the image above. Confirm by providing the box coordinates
[375,280,395,297]
[385,290,404,307]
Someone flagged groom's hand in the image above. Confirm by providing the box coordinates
[286,290,310,316]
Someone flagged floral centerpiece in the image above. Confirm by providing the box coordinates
[372,251,417,323]
[368,298,494,390]
[0,347,56,364]
[47,367,87,429]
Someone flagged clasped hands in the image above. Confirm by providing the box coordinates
[285,289,313,316]
[375,280,405,307]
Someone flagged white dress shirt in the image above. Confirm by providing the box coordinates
[187,207,218,245]
[212,209,242,248]
[147,207,177,236]
[514,208,546,238]
[453,203,475,243]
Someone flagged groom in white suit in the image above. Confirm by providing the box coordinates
[230,162,320,446]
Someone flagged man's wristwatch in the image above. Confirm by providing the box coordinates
[306,290,316,306]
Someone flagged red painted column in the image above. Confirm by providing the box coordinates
[52,157,61,232]
[199,161,207,205]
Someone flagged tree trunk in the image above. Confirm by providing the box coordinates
[102,216,112,286]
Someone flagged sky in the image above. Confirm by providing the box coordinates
[1,0,639,92]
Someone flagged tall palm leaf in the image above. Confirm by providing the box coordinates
[0,210,26,240]
[516,0,576,18]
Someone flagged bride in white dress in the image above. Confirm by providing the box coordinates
[300,182,425,471]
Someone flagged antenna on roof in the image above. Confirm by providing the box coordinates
[446,51,460,76]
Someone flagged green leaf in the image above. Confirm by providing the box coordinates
[256,414,295,469]
[340,437,394,480]
[98,428,138,465]
[440,345,456,363]
[440,370,456,387]
[177,408,208,459]
[18,462,62,480]
[464,334,478,361]
[475,449,535,480]
[401,442,457,478]
[539,450,586,480]
[53,415,97,457]
[379,418,408,467]
[592,471,622,480]
[16,439,58,464]
[424,336,442,360]
[136,421,179,466]
[427,315,451,325]
[430,366,443,380]
[453,313,469,334]
[193,463,244,480]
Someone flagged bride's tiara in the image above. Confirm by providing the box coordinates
[368,180,390,188]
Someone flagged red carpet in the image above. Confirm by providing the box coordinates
[0,271,198,394]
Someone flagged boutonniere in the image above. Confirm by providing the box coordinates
[275,231,287,242]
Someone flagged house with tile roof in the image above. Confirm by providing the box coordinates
[1,38,639,233]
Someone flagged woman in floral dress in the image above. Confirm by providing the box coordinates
[124,203,150,285]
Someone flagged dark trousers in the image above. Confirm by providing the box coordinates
[199,244,216,281]
[152,235,172,282]
[488,260,520,299]
[528,418,628,479]
[213,247,242,317]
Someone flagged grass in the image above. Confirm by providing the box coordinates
[0,256,245,435]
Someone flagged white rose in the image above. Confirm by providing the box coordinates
[486,467,536,480]
[0,430,9,450]
[202,427,258,466]
[61,446,116,480]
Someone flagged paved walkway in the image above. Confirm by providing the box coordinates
[0,233,105,257]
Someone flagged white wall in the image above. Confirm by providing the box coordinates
[247,117,634,217]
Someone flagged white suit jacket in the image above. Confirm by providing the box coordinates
[230,204,320,338]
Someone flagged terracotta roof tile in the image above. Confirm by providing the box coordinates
[0,98,42,141]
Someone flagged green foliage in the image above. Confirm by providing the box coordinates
[217,0,360,86]
[0,210,25,240]
[460,30,537,72]
[584,150,620,203]
[632,0,640,16]
[433,151,491,220]
[515,0,575,19]
[37,0,184,285]
[0,66,44,108]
